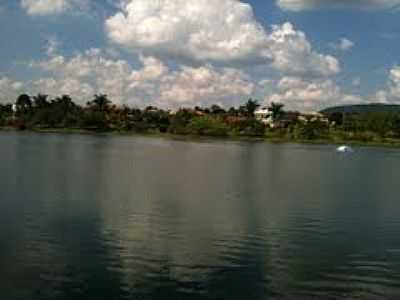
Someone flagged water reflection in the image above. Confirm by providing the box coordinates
[0,132,400,299]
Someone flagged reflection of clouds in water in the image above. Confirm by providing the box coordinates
[96,139,337,295]
[98,141,252,290]
[2,133,400,298]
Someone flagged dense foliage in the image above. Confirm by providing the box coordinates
[321,103,400,115]
[2,94,400,145]
[0,95,266,137]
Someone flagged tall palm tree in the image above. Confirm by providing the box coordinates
[16,94,32,114]
[244,98,260,117]
[32,94,49,109]
[268,102,284,121]
[89,94,111,112]
[54,95,76,113]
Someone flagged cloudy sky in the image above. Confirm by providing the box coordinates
[0,0,400,111]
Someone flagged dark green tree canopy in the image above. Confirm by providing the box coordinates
[268,102,285,121]
[240,98,260,117]
[88,94,111,112]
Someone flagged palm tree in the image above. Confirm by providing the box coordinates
[89,94,111,112]
[32,94,49,109]
[268,102,284,121]
[210,104,225,115]
[54,95,76,113]
[228,107,238,116]
[244,98,260,117]
[16,94,32,114]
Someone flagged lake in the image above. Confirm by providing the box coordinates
[1,131,400,299]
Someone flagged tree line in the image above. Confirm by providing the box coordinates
[0,94,269,137]
[1,93,400,144]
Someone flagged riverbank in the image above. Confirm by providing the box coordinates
[3,126,400,149]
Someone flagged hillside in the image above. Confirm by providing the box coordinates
[321,103,400,114]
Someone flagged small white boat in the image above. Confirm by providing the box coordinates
[336,145,353,153]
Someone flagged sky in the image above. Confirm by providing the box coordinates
[1,0,400,111]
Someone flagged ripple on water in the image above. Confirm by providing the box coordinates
[2,133,400,299]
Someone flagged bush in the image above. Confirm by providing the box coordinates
[294,121,329,140]
[169,110,196,135]
[187,116,229,137]
[238,119,265,136]
[81,111,108,130]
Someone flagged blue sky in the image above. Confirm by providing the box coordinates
[1,0,400,110]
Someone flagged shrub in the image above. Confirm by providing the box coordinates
[187,116,229,137]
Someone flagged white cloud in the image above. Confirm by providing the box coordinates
[7,0,368,111]
[0,77,24,103]
[131,56,168,82]
[26,48,255,108]
[158,65,254,108]
[329,38,354,51]
[266,76,361,111]
[268,23,340,77]
[32,48,131,81]
[30,48,138,105]
[375,66,400,103]
[1,59,365,111]
[106,0,339,77]
[352,77,361,87]
[277,0,400,11]
[2,41,346,111]
[45,37,60,57]
[106,0,270,65]
[21,0,88,16]
[31,78,95,101]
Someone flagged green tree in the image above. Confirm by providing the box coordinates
[88,94,111,112]
[32,94,50,109]
[187,116,229,136]
[239,119,265,136]
[268,102,284,121]
[295,118,328,140]
[169,109,196,134]
[391,114,400,137]
[0,104,13,127]
[227,106,238,116]
[210,104,226,115]
[16,94,32,115]
[55,95,76,113]
[328,112,343,127]
[0,104,12,114]
[243,98,260,117]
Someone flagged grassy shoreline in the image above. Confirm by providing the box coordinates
[2,126,400,149]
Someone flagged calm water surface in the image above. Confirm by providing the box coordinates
[1,131,400,299]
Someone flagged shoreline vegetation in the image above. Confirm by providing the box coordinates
[2,93,400,149]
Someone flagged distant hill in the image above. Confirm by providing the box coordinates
[321,103,400,114]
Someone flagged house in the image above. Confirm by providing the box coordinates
[194,109,206,116]
[273,111,300,129]
[255,107,273,125]
[298,112,329,125]
[255,108,301,128]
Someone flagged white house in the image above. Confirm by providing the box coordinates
[255,107,273,125]
[297,112,329,125]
